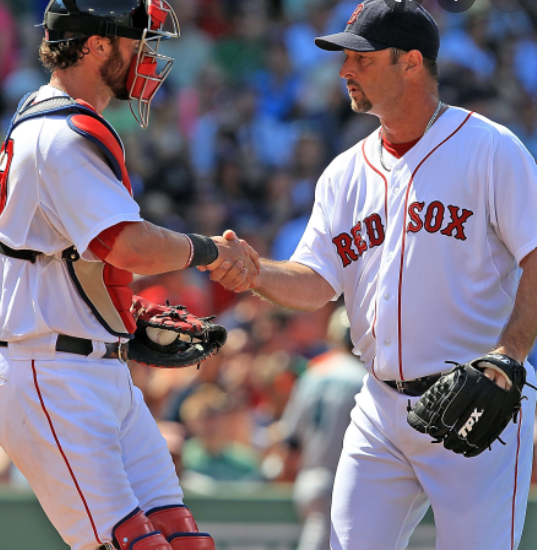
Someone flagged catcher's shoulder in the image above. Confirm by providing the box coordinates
[26,114,87,158]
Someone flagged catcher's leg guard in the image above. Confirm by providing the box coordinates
[112,508,172,550]
[147,505,215,550]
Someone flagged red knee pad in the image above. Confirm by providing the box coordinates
[130,534,173,550]
[112,508,172,550]
[168,533,215,550]
[147,505,215,550]
[147,505,199,536]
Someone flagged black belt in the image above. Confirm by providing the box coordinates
[0,334,127,361]
[0,241,80,264]
[384,374,442,397]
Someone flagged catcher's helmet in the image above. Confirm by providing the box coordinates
[43,0,180,128]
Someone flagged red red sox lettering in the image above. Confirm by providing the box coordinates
[332,201,474,267]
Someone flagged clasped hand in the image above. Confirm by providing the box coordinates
[198,230,260,292]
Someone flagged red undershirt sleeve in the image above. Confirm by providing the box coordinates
[88,221,137,261]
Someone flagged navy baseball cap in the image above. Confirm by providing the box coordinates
[315,0,440,60]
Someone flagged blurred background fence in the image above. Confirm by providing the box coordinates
[2,485,537,550]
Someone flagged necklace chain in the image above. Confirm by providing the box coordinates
[379,101,443,172]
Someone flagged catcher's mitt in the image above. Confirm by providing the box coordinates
[407,354,531,458]
[128,296,227,368]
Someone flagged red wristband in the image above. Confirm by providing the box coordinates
[183,235,194,268]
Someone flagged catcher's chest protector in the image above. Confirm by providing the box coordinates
[0,93,136,337]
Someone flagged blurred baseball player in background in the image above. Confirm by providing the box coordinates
[208,0,537,548]
[275,306,366,550]
[0,1,258,549]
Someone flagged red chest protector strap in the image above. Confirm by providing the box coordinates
[0,93,136,337]
[66,105,136,337]
[66,105,132,195]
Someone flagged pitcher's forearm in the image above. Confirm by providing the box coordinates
[493,247,537,362]
[252,259,336,312]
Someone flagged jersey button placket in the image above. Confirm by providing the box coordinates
[376,172,405,378]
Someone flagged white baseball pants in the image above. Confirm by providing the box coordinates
[0,347,183,550]
[331,369,537,550]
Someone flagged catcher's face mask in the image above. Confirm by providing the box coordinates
[126,0,179,128]
[43,0,180,128]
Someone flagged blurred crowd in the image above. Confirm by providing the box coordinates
[1,0,537,527]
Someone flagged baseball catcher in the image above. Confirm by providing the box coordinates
[407,354,536,457]
[128,296,227,368]
[0,0,258,548]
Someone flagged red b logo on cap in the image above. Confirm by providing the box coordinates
[347,3,364,25]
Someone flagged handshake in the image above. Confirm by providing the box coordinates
[199,229,261,293]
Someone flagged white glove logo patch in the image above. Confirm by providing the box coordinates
[458,408,484,438]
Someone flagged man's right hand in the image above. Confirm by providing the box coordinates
[201,230,260,292]
[202,232,335,311]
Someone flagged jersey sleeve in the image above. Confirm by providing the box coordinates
[37,122,143,254]
[489,128,537,264]
[290,168,343,298]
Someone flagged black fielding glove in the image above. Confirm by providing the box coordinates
[407,354,530,458]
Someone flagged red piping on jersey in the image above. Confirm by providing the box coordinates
[371,356,379,379]
[397,112,473,380]
[363,137,388,227]
[0,139,14,216]
[372,301,377,340]
[511,408,523,550]
[371,287,378,378]
[363,137,388,346]
[32,360,103,546]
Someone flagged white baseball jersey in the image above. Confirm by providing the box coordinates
[0,85,143,346]
[0,87,183,550]
[291,106,537,381]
